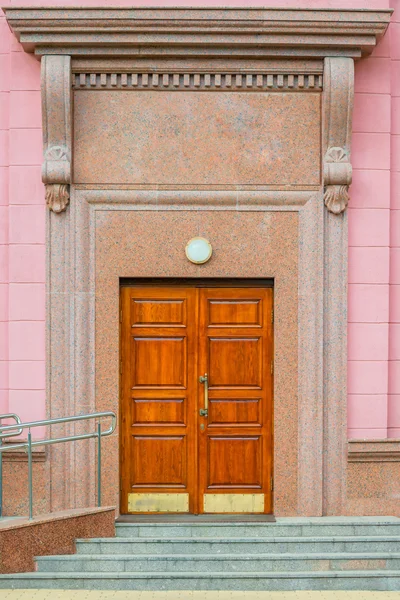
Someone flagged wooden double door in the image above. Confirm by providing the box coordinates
[120,283,273,515]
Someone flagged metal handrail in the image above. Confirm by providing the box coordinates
[0,413,22,518]
[0,411,117,520]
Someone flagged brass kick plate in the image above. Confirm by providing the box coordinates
[128,493,189,513]
[203,493,265,513]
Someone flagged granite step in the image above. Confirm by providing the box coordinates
[75,536,400,556]
[35,552,400,573]
[1,570,400,591]
[115,518,400,539]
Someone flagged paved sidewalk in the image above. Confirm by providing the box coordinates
[1,592,400,599]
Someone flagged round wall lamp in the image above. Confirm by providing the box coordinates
[185,237,213,265]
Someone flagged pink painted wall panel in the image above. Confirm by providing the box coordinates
[0,0,397,441]
[348,395,388,429]
[389,361,400,394]
[0,206,8,245]
[9,52,40,91]
[348,285,389,323]
[349,169,390,208]
[0,284,8,322]
[8,245,45,283]
[9,129,42,165]
[391,248,400,283]
[348,247,390,284]
[348,208,390,247]
[0,322,8,361]
[392,172,400,208]
[9,166,45,205]
[391,208,400,246]
[9,361,45,390]
[9,284,45,321]
[0,93,9,130]
[390,285,400,322]
[393,97,400,133]
[0,55,11,92]
[355,58,391,94]
[0,168,8,206]
[348,361,388,395]
[8,390,46,425]
[0,131,9,166]
[348,323,389,361]
[10,91,41,129]
[389,8,400,436]
[352,133,391,170]
[0,246,8,284]
[390,324,400,359]
[0,13,9,421]
[388,394,400,432]
[9,206,45,244]
[353,94,391,132]
[9,321,45,361]
[390,23,400,58]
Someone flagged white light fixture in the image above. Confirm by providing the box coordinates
[185,237,212,265]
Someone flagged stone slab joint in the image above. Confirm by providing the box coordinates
[41,55,72,213]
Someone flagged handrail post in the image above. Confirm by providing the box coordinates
[28,429,33,520]
[97,422,101,507]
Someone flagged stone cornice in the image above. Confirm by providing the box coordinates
[348,440,400,463]
[4,7,392,59]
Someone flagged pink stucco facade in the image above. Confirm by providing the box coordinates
[0,0,399,441]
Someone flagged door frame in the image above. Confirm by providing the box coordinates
[119,278,274,516]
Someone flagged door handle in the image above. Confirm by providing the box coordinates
[199,373,208,417]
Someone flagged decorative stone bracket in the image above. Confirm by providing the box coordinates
[324,147,352,215]
[41,56,72,213]
[323,57,354,215]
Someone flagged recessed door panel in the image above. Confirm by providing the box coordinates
[131,299,186,327]
[208,436,262,488]
[121,284,273,514]
[209,338,262,388]
[131,435,187,487]
[208,300,262,327]
[132,398,186,426]
[132,337,186,388]
[208,398,261,426]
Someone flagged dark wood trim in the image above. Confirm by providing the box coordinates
[120,278,274,288]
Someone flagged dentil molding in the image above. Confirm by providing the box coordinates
[4,7,391,214]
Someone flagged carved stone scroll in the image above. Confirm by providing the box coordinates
[323,58,354,214]
[41,55,72,213]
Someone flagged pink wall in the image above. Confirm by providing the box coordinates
[0,0,399,439]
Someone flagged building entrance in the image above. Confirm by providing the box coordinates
[120,282,274,515]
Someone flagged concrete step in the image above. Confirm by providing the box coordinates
[76,536,400,555]
[115,518,400,539]
[1,570,400,591]
[35,552,400,573]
